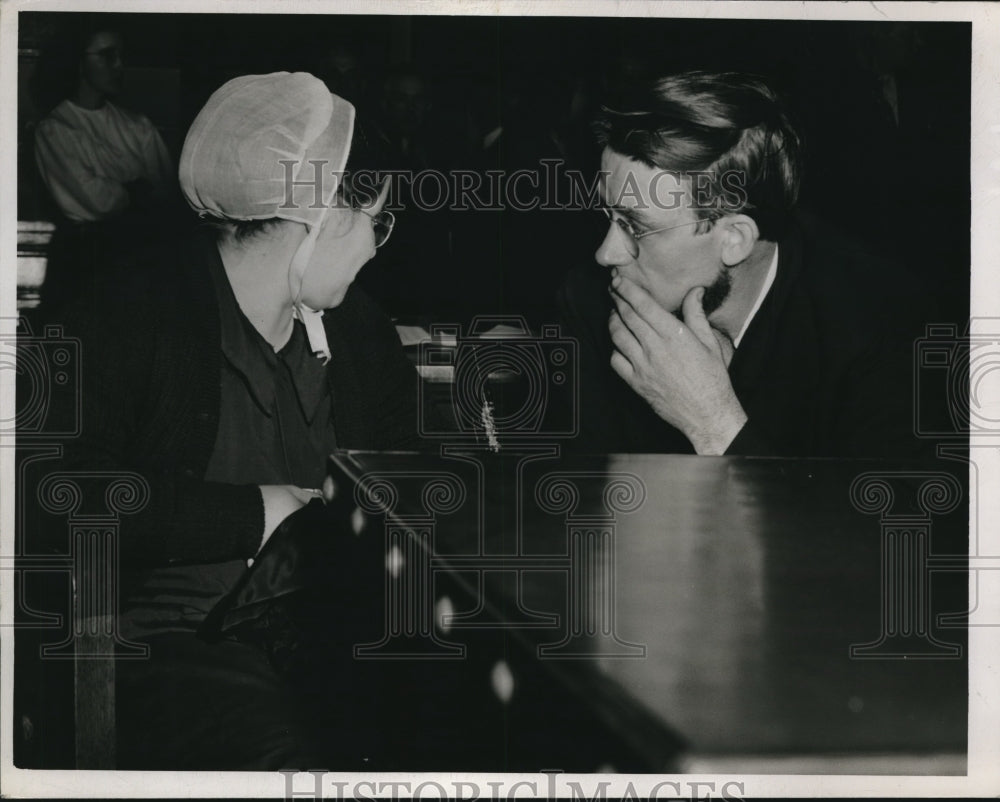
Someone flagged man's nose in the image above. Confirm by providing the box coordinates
[595,223,632,269]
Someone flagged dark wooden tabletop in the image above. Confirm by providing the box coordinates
[329,449,968,772]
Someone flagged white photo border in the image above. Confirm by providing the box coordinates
[1,0,997,797]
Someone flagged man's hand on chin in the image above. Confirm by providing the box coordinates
[608,272,748,455]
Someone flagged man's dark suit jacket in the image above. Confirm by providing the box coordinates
[557,214,937,458]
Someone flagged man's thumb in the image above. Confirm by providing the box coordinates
[682,287,714,348]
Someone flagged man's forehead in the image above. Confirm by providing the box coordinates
[599,149,687,212]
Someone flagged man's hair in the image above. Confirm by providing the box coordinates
[594,71,802,240]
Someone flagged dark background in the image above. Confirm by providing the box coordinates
[17,13,971,327]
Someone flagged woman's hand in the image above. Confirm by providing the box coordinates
[254,482,365,564]
[257,484,319,556]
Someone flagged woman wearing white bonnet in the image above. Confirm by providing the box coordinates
[180,71,391,365]
[57,72,421,768]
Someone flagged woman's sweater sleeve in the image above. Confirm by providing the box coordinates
[50,277,265,567]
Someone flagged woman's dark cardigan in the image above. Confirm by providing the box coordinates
[52,228,423,568]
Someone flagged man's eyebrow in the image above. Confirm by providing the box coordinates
[612,204,652,225]
[600,187,652,224]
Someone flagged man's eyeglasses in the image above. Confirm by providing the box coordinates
[600,206,718,257]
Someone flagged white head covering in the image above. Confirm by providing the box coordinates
[179,72,356,363]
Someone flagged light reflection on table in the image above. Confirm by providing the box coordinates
[330,450,968,773]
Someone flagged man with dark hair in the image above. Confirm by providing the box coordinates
[558,71,932,457]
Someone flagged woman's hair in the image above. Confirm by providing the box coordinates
[31,14,119,114]
[593,70,803,240]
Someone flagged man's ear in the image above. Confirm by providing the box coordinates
[718,214,760,267]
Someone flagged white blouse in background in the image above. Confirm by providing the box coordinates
[34,99,173,223]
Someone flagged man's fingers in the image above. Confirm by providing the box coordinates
[611,272,673,337]
[609,310,645,368]
[611,288,662,350]
[712,328,736,368]
[610,350,635,384]
[681,286,716,351]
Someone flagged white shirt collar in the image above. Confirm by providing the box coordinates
[733,244,779,349]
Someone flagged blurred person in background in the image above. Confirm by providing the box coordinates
[31,16,177,312]
[452,68,603,325]
[313,40,369,109]
[353,63,466,319]
[370,63,434,169]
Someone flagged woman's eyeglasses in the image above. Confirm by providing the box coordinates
[355,207,395,249]
[340,182,395,248]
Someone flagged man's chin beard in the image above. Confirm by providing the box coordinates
[701,267,732,316]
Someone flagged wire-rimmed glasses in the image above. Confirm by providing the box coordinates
[600,206,718,257]
[341,180,395,248]
[355,206,395,249]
